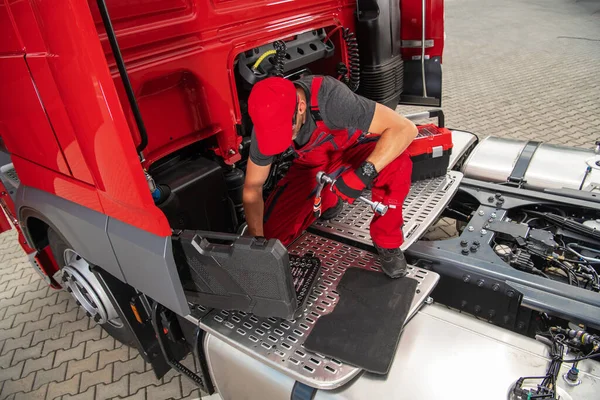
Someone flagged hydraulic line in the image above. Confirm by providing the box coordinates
[96,0,149,157]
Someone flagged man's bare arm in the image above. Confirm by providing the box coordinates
[365,103,418,172]
[242,159,271,236]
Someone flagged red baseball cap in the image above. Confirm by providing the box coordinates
[248,77,297,156]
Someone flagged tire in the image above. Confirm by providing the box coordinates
[47,228,136,346]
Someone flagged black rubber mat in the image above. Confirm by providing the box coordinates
[304,268,418,374]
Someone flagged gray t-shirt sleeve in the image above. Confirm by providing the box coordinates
[249,128,274,166]
[320,76,376,132]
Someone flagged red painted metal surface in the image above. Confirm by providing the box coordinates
[5,0,171,237]
[401,0,445,61]
[88,0,357,167]
[0,56,71,176]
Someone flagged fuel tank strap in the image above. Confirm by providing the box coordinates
[508,140,541,186]
[291,381,317,400]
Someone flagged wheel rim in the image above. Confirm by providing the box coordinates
[61,249,123,328]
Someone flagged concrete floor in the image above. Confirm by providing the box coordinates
[1,0,599,399]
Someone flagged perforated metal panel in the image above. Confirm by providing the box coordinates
[0,164,20,188]
[312,171,463,250]
[192,233,440,389]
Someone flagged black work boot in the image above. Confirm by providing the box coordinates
[320,198,344,220]
[375,245,408,278]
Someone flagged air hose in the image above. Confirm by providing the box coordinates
[325,27,360,92]
[342,28,360,92]
[272,40,287,77]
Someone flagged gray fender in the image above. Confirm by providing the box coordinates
[16,185,190,316]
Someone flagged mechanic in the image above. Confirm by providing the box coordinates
[243,75,418,278]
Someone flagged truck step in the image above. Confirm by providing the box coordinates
[190,233,440,389]
[312,171,463,250]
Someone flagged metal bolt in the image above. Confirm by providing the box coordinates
[492,283,500,292]
[461,300,468,308]
[474,305,481,313]
[462,248,470,255]
[491,213,497,218]
[480,229,488,235]
[468,226,475,232]
[478,210,485,216]
[488,218,494,223]
[94,314,101,322]
[470,245,478,253]
[425,297,434,305]
[497,197,505,204]
[228,149,236,155]
[517,321,525,330]
[488,310,496,318]
[473,241,480,247]
[463,275,471,283]
[488,196,495,203]
[477,279,485,287]
[507,290,515,298]
[495,192,502,199]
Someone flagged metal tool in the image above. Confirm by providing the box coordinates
[314,171,388,217]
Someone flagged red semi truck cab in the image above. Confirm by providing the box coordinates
[0,0,449,397]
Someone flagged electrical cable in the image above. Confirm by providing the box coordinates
[342,28,360,92]
[252,50,277,71]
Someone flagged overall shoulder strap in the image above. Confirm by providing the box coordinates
[309,76,324,122]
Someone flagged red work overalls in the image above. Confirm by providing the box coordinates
[263,77,412,248]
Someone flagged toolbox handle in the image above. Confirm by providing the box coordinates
[404,109,445,128]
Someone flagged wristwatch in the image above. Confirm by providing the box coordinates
[360,161,378,180]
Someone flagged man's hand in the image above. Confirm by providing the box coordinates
[243,159,271,237]
[332,162,377,204]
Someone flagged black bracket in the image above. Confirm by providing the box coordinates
[508,141,541,187]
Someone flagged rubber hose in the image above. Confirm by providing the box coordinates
[273,40,287,77]
[342,28,360,92]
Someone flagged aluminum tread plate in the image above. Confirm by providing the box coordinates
[195,233,440,389]
[312,171,463,250]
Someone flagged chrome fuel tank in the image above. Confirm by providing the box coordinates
[462,136,600,191]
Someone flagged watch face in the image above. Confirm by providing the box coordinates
[362,162,376,177]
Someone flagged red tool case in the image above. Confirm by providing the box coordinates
[405,110,453,181]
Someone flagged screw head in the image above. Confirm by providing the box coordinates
[460,240,469,247]
[507,290,515,298]
[473,241,481,247]
[478,210,485,216]
[474,305,482,313]
[470,245,478,253]
[488,196,495,203]
[94,314,101,322]
[480,229,488,235]
[468,226,475,232]
[492,283,500,291]
[463,275,471,283]
[462,248,470,255]
[495,192,502,199]
[477,279,485,287]
[491,213,497,218]
[489,310,496,317]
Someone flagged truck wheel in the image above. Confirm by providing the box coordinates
[47,228,136,346]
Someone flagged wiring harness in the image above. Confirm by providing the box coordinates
[512,326,600,399]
